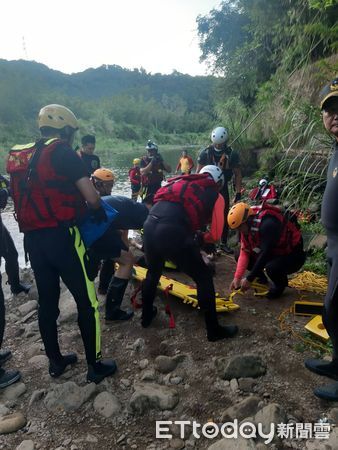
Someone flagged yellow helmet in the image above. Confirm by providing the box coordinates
[38,104,79,130]
[93,168,116,182]
[227,202,255,229]
[133,158,141,165]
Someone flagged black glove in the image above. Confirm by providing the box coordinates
[90,206,108,224]
[234,192,241,203]
[0,189,9,209]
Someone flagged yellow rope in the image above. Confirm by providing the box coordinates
[278,307,330,353]
[289,271,327,295]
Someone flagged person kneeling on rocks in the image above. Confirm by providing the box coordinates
[228,202,306,299]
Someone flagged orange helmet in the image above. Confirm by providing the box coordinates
[227,202,255,229]
[92,168,115,182]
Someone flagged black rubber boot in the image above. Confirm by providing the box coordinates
[98,259,115,295]
[266,284,286,299]
[0,349,12,366]
[87,359,117,384]
[105,277,132,320]
[305,359,338,380]
[141,306,157,328]
[49,353,78,378]
[314,382,338,401]
[0,368,21,389]
[11,282,31,295]
[205,311,238,342]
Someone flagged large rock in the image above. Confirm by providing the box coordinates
[0,412,27,434]
[208,436,256,449]
[93,392,121,418]
[58,292,78,323]
[44,381,96,412]
[221,396,261,422]
[0,382,27,402]
[252,403,287,444]
[155,356,177,374]
[215,355,266,380]
[129,382,179,414]
[16,440,35,450]
[17,300,38,317]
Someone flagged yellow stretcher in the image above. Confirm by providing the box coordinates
[132,265,240,313]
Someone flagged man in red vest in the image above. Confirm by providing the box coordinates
[228,202,305,298]
[7,104,116,384]
[140,165,238,342]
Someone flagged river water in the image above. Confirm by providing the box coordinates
[2,146,199,267]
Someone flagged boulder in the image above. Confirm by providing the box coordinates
[0,382,27,402]
[221,396,261,422]
[44,381,96,412]
[129,382,179,414]
[215,355,266,380]
[155,356,178,374]
[0,412,27,434]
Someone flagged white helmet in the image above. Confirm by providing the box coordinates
[211,127,228,145]
[200,165,224,188]
[259,178,268,187]
[146,140,158,151]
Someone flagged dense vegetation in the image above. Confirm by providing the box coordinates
[197,0,338,206]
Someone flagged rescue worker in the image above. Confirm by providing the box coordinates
[175,150,194,175]
[78,135,101,176]
[197,127,242,254]
[140,140,171,203]
[228,202,306,298]
[89,168,150,320]
[0,175,31,295]
[140,165,239,341]
[6,104,116,384]
[129,158,142,201]
[304,78,338,401]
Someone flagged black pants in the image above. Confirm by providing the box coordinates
[142,202,219,329]
[0,220,21,289]
[25,226,101,364]
[246,245,306,288]
[0,274,4,349]
[323,232,338,360]
[99,259,115,291]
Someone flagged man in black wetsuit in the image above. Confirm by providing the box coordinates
[228,202,305,299]
[78,135,101,176]
[305,78,338,401]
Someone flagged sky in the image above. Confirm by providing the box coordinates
[0,0,220,76]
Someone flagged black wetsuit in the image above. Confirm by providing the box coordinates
[321,141,338,360]
[93,196,149,292]
[142,192,222,333]
[79,151,101,176]
[244,216,306,290]
[23,144,101,365]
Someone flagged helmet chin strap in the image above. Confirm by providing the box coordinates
[213,146,223,153]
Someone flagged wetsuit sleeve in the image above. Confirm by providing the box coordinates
[246,216,282,282]
[51,144,88,182]
[203,194,225,243]
[234,247,250,279]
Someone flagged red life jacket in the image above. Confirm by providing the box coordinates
[128,167,141,185]
[153,173,217,231]
[241,203,302,256]
[6,138,87,232]
[249,184,278,201]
